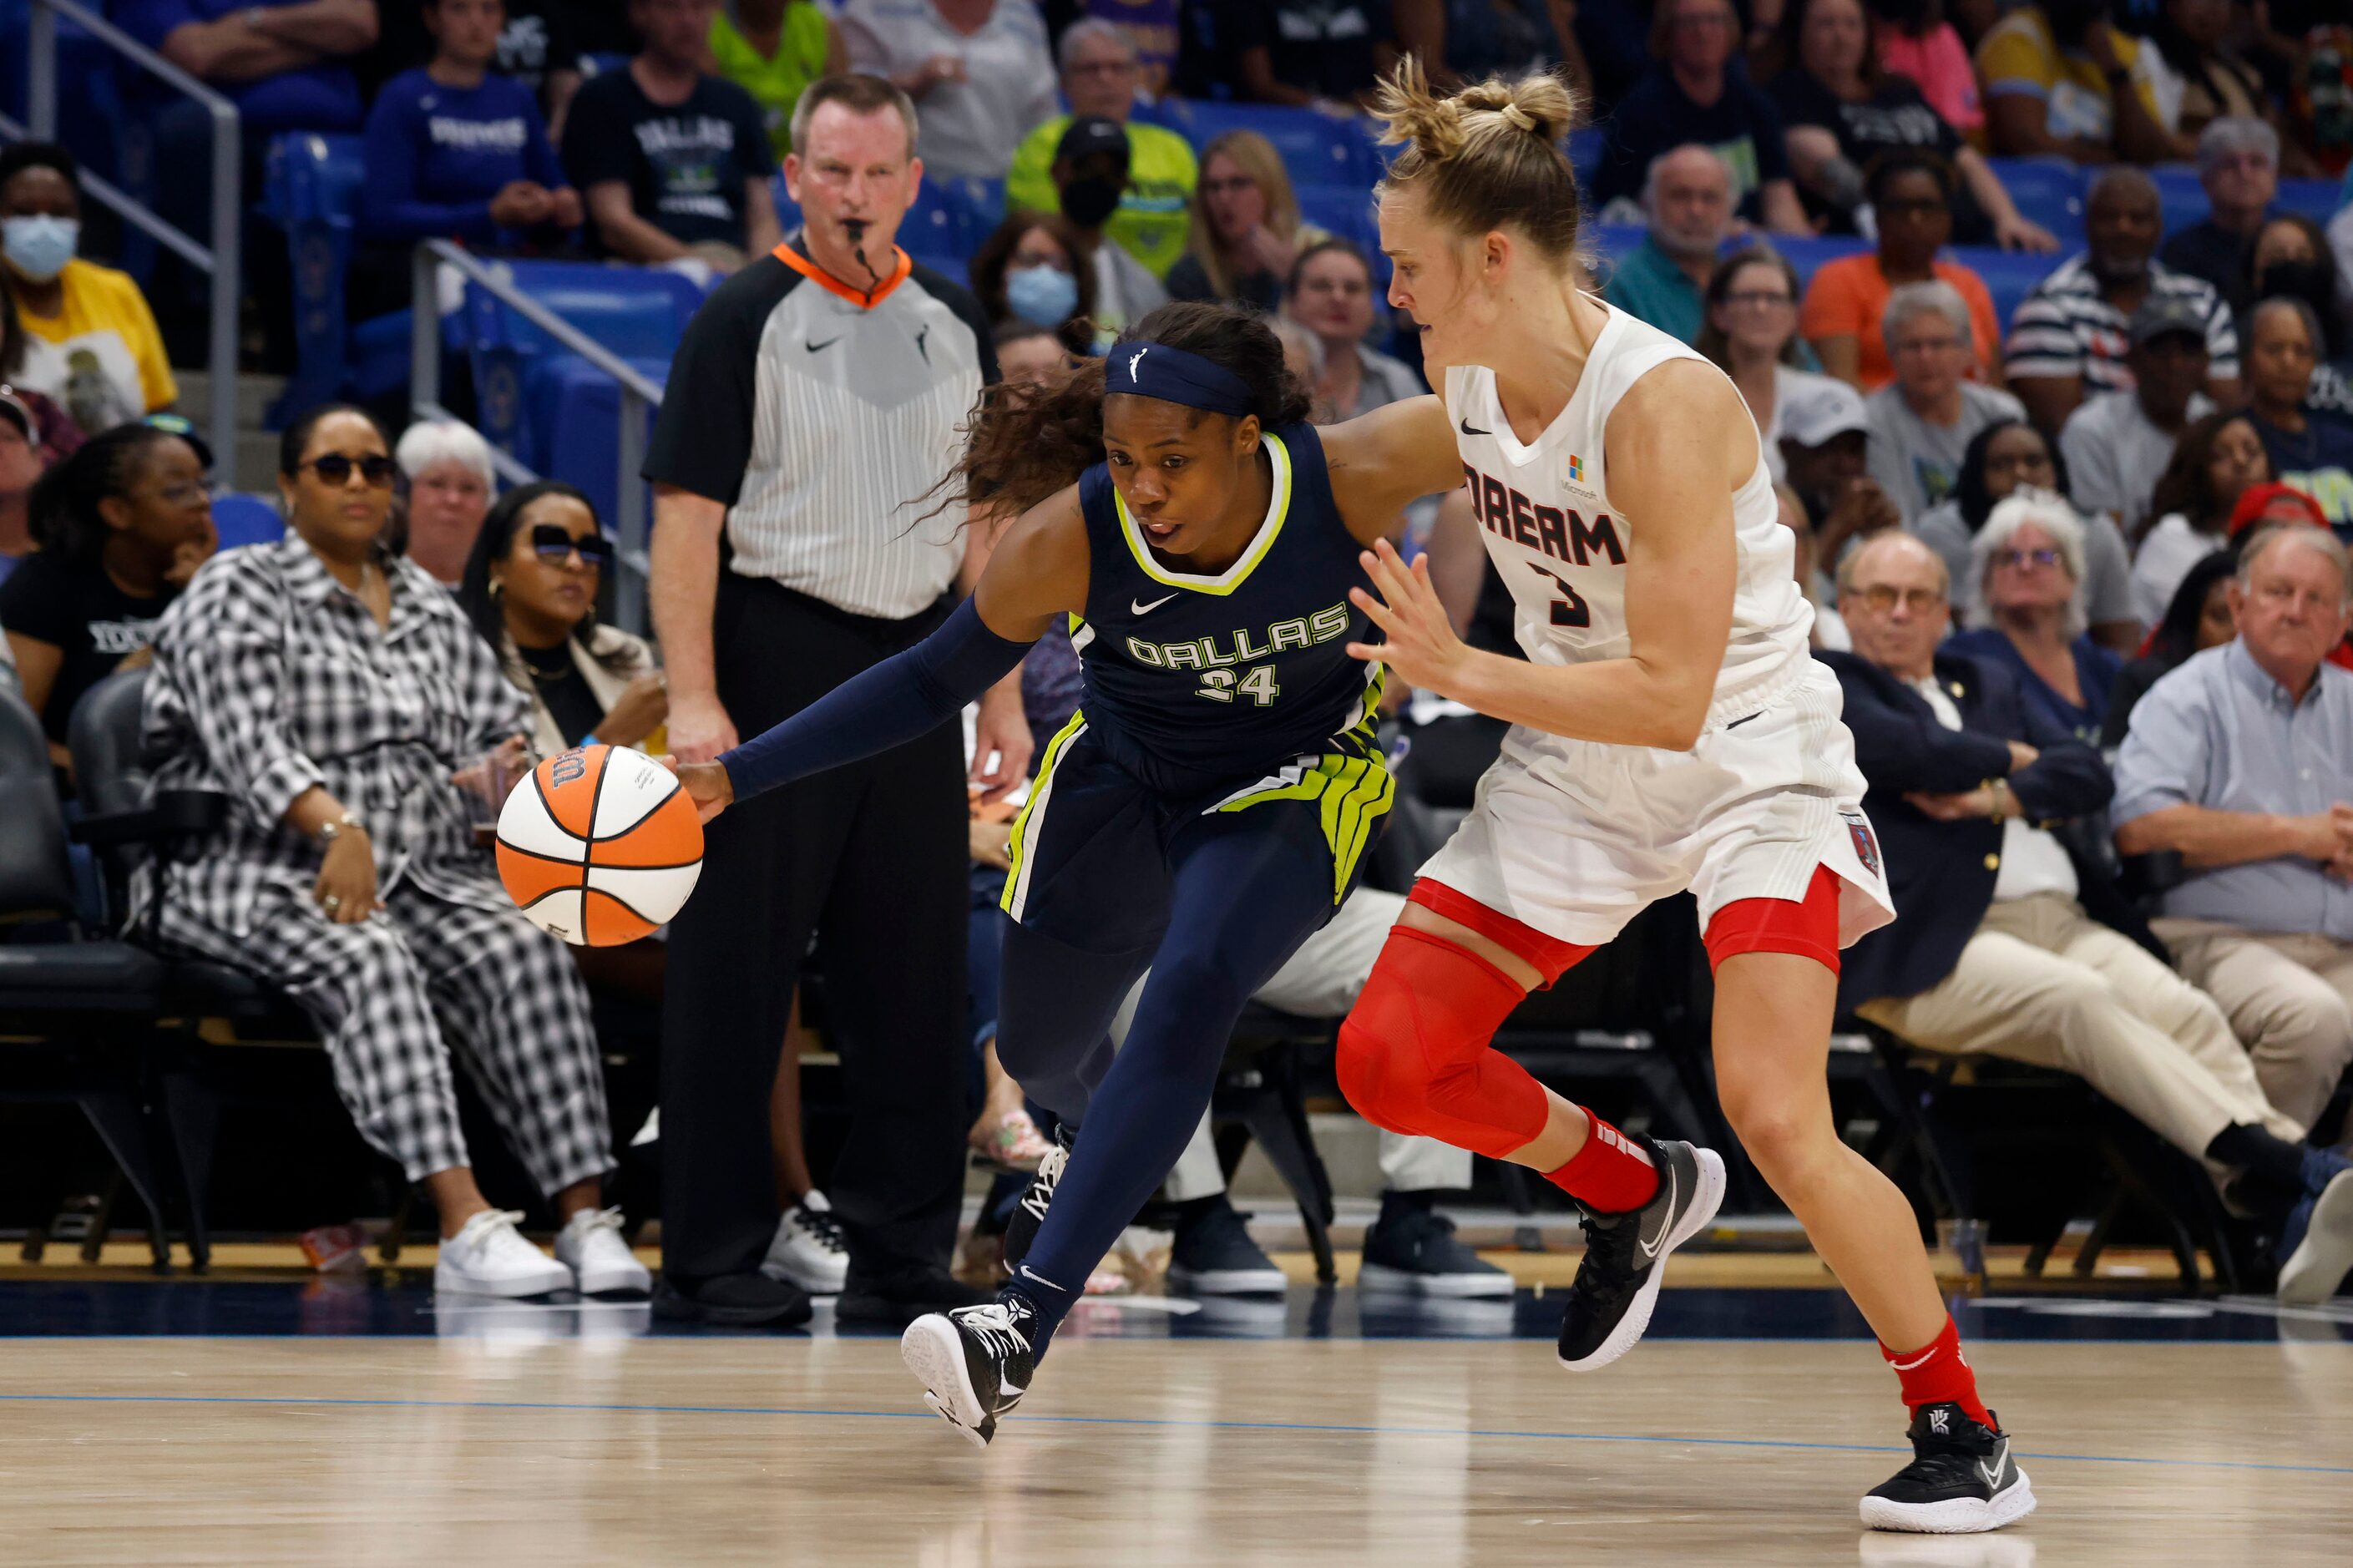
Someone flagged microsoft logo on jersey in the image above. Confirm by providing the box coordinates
[1567,455,1584,482]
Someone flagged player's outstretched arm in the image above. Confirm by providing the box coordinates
[664,488,1090,820]
[1345,362,1741,751]
[1319,394,1471,544]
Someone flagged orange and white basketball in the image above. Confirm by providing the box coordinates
[495,745,703,946]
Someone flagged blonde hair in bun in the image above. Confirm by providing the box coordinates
[1372,58,1583,264]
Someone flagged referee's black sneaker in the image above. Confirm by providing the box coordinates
[651,1270,812,1328]
[1556,1136,1725,1371]
[1860,1404,2037,1533]
[836,1265,990,1328]
[1002,1120,1075,1271]
[901,1294,1039,1448]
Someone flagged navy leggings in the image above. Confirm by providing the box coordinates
[994,807,1340,1348]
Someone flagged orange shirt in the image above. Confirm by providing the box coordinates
[1799,255,2002,391]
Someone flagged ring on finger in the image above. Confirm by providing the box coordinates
[323,894,342,911]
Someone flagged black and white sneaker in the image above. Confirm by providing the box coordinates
[1002,1122,1074,1271]
[900,1295,1039,1449]
[1556,1136,1725,1372]
[1359,1196,1515,1298]
[1860,1403,2037,1534]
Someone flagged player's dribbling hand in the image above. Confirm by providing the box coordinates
[659,756,735,823]
[1347,538,1465,696]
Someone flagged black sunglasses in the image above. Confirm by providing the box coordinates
[530,522,615,566]
[301,453,397,486]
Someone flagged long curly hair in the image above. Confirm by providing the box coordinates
[934,300,1313,521]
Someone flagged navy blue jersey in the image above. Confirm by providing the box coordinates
[1071,422,1381,795]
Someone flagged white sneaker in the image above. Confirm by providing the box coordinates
[762,1190,849,1295]
[556,1206,652,1295]
[434,1209,572,1298]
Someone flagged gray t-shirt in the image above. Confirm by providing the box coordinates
[1865,381,2026,524]
[1912,498,2138,631]
[2059,388,2214,543]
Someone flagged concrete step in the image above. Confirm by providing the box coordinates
[173,368,283,431]
[229,429,280,493]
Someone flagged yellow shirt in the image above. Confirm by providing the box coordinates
[1976,8,2161,145]
[1005,115,1197,281]
[13,258,177,432]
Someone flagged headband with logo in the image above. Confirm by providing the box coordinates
[1106,340,1256,418]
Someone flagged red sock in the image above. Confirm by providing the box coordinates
[1544,1108,1660,1213]
[1880,1317,1993,1429]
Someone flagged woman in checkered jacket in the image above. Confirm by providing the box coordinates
[138,405,647,1301]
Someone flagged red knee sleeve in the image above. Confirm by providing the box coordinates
[1335,927,1553,1161]
[1407,878,1593,988]
[1703,864,1843,975]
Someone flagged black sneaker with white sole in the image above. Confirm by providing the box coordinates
[1358,1197,1515,1298]
[1002,1122,1074,1272]
[900,1294,1040,1448]
[1555,1136,1725,1372]
[1166,1196,1288,1295]
[1860,1403,2037,1534]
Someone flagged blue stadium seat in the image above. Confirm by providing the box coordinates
[524,354,670,528]
[1952,245,2061,337]
[459,261,701,459]
[2148,164,2209,233]
[210,494,286,553]
[901,177,974,275]
[2275,178,2344,226]
[1295,183,1381,259]
[1568,125,1605,191]
[261,132,374,422]
[1766,232,1872,292]
[1151,99,1375,190]
[1984,157,2085,246]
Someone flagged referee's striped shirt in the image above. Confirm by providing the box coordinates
[2002,253,2238,394]
[645,240,998,621]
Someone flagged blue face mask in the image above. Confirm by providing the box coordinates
[1004,262,1079,328]
[2,215,78,283]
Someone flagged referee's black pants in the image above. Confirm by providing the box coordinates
[660,575,968,1285]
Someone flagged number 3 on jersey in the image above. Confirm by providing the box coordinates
[1198,664,1281,706]
[1530,562,1591,629]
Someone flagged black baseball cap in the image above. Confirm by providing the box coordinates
[2128,296,2208,350]
[1055,116,1131,170]
[139,410,215,469]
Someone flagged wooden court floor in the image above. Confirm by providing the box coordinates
[3,1329,2346,1565]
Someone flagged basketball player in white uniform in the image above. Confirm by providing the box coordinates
[1325,63,2036,1534]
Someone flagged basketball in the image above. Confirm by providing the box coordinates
[495,745,704,946]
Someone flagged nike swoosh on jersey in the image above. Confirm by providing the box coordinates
[1459,416,1490,436]
[1130,593,1179,615]
[807,336,841,353]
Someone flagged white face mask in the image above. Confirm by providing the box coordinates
[2,214,78,283]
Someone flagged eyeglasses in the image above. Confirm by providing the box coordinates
[1724,290,1794,309]
[301,453,397,486]
[1850,584,1946,614]
[530,523,615,567]
[1892,334,1963,356]
[148,480,211,508]
[1994,548,2062,571]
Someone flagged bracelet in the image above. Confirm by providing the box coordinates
[316,813,365,846]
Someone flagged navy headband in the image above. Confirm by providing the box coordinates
[1105,340,1256,417]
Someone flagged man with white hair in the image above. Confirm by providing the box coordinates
[1599,144,1736,346]
[2158,117,2280,319]
[1865,281,2027,522]
[1004,20,1197,278]
[1824,530,2353,1307]
[394,419,497,587]
[2116,527,2353,1192]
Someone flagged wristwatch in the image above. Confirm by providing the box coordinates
[316,813,366,846]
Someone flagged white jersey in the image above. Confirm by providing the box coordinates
[1444,301,1813,731]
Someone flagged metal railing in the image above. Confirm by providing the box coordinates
[6,0,239,478]
[410,240,659,632]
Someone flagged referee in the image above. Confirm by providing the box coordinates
[643,73,1032,1326]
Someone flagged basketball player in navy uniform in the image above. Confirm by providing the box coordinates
[664,299,1724,1445]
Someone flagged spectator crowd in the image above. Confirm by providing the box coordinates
[5,0,2353,1310]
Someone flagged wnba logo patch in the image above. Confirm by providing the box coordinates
[1842,812,1881,878]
